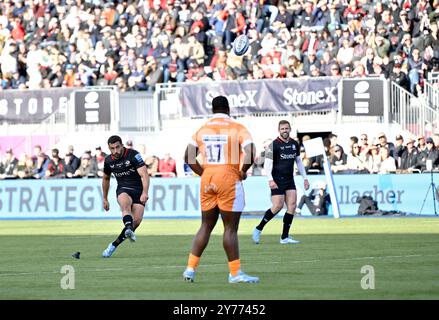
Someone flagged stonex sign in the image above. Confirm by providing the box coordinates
[0,88,75,123]
[179,78,341,117]
[0,174,437,219]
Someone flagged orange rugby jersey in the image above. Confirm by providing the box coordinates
[189,114,253,173]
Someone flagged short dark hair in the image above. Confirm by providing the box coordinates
[107,135,122,145]
[212,96,230,114]
[278,120,291,129]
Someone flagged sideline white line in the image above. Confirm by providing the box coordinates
[0,271,58,277]
[0,253,436,277]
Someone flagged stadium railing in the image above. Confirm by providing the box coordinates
[428,71,439,84]
[390,82,424,136]
[424,81,439,133]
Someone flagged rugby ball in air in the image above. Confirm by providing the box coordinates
[232,34,250,56]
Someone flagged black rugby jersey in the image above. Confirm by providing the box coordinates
[265,137,300,179]
[103,148,146,189]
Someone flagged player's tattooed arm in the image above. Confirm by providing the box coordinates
[102,172,111,211]
[264,141,277,188]
[184,144,204,176]
[240,142,256,180]
[137,165,150,205]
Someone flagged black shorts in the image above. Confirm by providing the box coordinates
[271,177,296,196]
[117,187,144,206]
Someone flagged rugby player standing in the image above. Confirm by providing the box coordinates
[182,95,259,283]
[252,120,310,244]
[102,135,150,257]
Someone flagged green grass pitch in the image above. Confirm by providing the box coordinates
[0,217,438,300]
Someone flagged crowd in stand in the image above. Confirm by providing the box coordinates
[0,140,177,179]
[1,131,439,179]
[1,0,439,179]
[0,0,438,95]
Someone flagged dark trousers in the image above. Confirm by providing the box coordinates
[298,195,322,215]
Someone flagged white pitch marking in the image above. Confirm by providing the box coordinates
[0,254,435,277]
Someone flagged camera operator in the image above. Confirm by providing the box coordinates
[296,181,330,216]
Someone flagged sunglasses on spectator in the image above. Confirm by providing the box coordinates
[335,149,341,152]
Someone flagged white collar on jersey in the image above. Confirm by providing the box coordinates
[211,113,230,119]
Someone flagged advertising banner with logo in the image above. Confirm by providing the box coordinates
[341,78,385,116]
[73,90,112,125]
[0,88,74,124]
[179,78,341,117]
[0,174,436,219]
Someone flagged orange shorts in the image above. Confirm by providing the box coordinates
[200,170,245,212]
